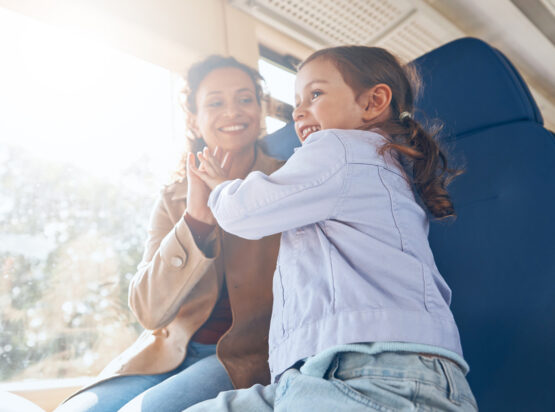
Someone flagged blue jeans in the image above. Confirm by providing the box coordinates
[55,342,233,412]
[185,351,478,411]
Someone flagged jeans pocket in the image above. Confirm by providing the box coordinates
[329,362,418,411]
[416,356,478,411]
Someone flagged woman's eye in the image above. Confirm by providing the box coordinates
[206,100,223,108]
[239,96,254,104]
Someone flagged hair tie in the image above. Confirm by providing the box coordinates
[399,111,412,121]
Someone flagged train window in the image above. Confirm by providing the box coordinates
[258,59,296,107]
[0,8,184,383]
[258,46,298,133]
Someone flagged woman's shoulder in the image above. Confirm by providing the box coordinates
[161,178,188,201]
[255,144,286,174]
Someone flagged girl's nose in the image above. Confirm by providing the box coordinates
[292,105,305,121]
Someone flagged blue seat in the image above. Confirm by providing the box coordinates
[261,37,555,410]
[413,37,555,411]
[261,121,299,160]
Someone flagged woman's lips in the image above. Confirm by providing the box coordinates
[218,123,247,132]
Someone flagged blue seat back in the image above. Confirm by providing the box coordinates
[414,37,555,411]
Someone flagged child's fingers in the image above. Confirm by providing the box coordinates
[188,153,213,185]
[189,160,212,183]
[211,146,232,173]
[198,151,218,173]
[221,152,233,173]
[198,153,221,178]
[201,148,223,175]
[212,146,222,163]
[212,146,228,167]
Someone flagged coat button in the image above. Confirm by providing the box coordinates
[170,256,184,268]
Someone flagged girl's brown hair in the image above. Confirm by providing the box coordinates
[174,55,264,181]
[300,46,461,219]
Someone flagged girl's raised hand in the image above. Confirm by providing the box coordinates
[190,146,232,190]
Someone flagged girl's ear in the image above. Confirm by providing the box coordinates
[359,84,392,122]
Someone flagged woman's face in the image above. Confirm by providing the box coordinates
[192,67,261,154]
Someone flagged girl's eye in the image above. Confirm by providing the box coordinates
[311,90,323,100]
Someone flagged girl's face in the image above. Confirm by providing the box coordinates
[192,67,261,153]
[293,58,367,142]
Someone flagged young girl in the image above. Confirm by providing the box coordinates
[186,46,477,411]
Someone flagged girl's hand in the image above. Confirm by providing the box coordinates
[190,146,232,190]
[185,152,216,224]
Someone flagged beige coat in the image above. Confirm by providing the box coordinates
[69,147,282,400]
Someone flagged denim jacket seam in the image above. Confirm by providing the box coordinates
[326,138,349,312]
[377,167,405,251]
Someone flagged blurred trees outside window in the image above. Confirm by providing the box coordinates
[0,8,185,381]
[0,8,293,383]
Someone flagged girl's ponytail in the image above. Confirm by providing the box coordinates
[380,113,461,219]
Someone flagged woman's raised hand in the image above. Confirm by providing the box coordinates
[185,151,217,224]
[190,146,232,190]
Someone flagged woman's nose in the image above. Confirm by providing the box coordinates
[223,102,241,118]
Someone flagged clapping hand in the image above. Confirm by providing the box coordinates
[189,146,232,190]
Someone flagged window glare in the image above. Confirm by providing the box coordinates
[0,7,185,182]
[265,116,286,134]
[0,7,185,382]
[258,59,296,106]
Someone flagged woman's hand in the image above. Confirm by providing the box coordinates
[190,146,232,190]
[185,151,216,225]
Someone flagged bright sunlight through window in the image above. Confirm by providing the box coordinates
[258,58,296,133]
[0,8,185,382]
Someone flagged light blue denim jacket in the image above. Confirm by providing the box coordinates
[208,129,463,381]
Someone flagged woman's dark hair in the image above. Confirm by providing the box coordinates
[300,46,461,219]
[174,55,264,181]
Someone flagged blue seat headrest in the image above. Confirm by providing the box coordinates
[413,38,543,138]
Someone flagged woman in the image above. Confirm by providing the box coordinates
[56,55,283,412]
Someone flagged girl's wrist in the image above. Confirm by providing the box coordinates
[185,207,215,225]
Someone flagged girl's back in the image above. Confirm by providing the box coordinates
[254,128,460,378]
